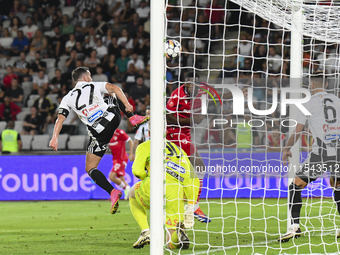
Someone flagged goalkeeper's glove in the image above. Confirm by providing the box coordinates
[184,204,195,229]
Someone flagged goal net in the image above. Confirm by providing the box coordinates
[163,0,340,254]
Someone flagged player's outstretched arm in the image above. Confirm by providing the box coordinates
[128,138,134,161]
[105,83,133,113]
[49,114,66,151]
[132,142,150,180]
[282,123,304,166]
[131,139,140,161]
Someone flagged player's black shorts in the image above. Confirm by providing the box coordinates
[86,106,121,157]
[296,152,340,183]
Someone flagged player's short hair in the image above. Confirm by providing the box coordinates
[185,71,200,81]
[310,73,326,88]
[7,120,14,129]
[72,66,89,82]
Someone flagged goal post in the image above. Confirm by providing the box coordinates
[287,0,303,231]
[160,0,340,254]
[150,0,165,253]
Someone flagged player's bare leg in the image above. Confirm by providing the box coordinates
[191,150,211,223]
[129,185,150,249]
[278,177,307,242]
[116,97,149,127]
[86,152,122,214]
[109,171,130,200]
[119,176,131,200]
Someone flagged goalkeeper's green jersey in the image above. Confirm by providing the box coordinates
[132,140,199,205]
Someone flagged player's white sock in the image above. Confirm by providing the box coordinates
[119,182,126,189]
[194,203,199,211]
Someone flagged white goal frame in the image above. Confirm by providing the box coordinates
[288,0,303,231]
[150,0,165,254]
[149,0,306,253]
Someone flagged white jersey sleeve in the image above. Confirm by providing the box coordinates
[297,92,340,156]
[134,122,150,141]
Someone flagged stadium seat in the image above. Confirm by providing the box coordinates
[22,81,33,91]
[77,124,88,135]
[46,94,58,105]
[42,58,56,70]
[6,56,20,66]
[61,6,75,18]
[22,82,33,104]
[27,95,39,108]
[0,121,7,133]
[46,123,54,136]
[31,135,50,150]
[119,119,128,132]
[16,110,30,121]
[57,56,69,73]
[115,83,122,89]
[144,79,150,87]
[14,120,23,133]
[21,135,33,150]
[26,55,35,63]
[58,134,69,150]
[47,68,57,80]
[0,57,6,68]
[0,69,7,76]
[2,20,10,28]
[67,135,86,150]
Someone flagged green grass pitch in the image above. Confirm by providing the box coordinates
[1,198,340,254]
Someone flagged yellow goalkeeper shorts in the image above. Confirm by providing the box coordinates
[134,178,185,230]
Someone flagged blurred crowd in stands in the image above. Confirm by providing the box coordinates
[0,0,336,152]
[165,0,338,150]
[0,0,151,138]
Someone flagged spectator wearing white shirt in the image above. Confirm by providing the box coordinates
[65,34,76,54]
[0,28,13,57]
[127,52,145,75]
[239,33,252,57]
[84,27,98,49]
[92,65,109,82]
[76,0,96,14]
[317,46,337,74]
[75,9,92,40]
[109,0,124,17]
[268,46,282,73]
[17,4,31,24]
[21,16,38,40]
[136,0,150,24]
[117,28,134,54]
[94,38,108,61]
[32,70,49,94]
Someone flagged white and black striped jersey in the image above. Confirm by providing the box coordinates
[59,81,114,133]
[297,91,340,156]
[134,122,150,141]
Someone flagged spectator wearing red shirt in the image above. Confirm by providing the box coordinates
[108,128,133,199]
[266,127,286,152]
[204,0,225,39]
[0,95,21,121]
[3,66,19,89]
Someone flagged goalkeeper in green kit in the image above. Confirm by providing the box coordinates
[128,136,200,249]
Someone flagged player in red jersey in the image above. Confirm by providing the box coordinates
[166,71,211,223]
[109,128,134,200]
